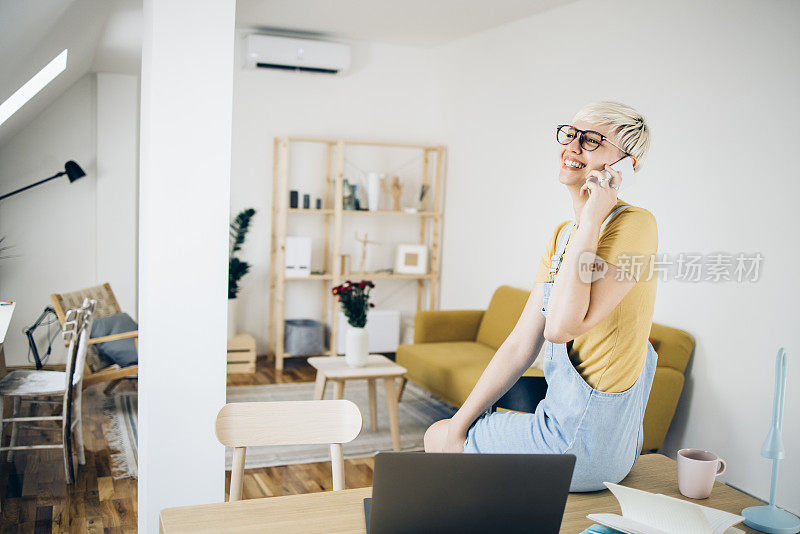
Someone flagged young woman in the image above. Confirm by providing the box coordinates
[423,101,658,492]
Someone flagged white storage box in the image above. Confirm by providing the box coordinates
[285,236,311,277]
[336,310,400,354]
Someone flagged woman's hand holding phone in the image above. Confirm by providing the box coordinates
[580,162,624,227]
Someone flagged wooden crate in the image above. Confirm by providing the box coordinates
[227,333,256,374]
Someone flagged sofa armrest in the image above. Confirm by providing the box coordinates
[414,310,485,344]
[642,367,685,452]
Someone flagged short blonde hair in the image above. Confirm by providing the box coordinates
[572,101,650,172]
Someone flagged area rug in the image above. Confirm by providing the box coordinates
[103,392,138,479]
[225,380,457,469]
[102,380,456,477]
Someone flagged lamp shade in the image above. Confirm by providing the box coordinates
[64,160,85,182]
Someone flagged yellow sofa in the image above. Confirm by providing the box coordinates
[396,285,694,452]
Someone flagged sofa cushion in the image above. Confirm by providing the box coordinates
[649,323,693,373]
[397,341,496,407]
[91,313,138,367]
[475,285,529,350]
[414,309,485,344]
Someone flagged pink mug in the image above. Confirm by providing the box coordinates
[677,448,727,499]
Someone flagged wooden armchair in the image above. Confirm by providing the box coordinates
[50,283,138,391]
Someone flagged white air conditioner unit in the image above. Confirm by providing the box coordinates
[245,34,351,75]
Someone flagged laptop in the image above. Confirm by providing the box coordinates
[364,452,576,534]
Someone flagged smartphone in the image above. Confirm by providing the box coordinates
[586,156,635,194]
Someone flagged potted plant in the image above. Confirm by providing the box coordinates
[332,280,375,367]
[229,208,256,339]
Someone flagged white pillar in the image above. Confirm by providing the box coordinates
[138,1,234,532]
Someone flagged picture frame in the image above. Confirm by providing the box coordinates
[394,244,428,274]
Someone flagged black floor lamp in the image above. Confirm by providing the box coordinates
[0,160,86,201]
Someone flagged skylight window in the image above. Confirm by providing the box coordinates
[0,49,68,128]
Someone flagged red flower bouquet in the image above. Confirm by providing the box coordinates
[332,280,375,328]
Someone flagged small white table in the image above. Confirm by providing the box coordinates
[307,355,407,451]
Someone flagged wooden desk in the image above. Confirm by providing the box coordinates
[159,454,765,533]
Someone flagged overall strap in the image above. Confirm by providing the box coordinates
[600,204,630,233]
[548,205,629,276]
[549,221,576,275]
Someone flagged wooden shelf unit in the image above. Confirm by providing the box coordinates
[268,137,446,370]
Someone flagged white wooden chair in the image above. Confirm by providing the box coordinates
[0,298,95,483]
[215,400,362,501]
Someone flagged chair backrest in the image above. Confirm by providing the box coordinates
[62,298,97,390]
[51,283,120,325]
[216,400,362,500]
[52,284,119,375]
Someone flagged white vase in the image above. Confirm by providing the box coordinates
[345,326,369,368]
[366,172,383,212]
[227,298,237,339]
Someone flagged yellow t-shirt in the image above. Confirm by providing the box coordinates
[534,199,658,393]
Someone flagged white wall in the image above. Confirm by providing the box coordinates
[0,77,95,368]
[0,73,139,366]
[432,0,799,512]
[96,73,139,319]
[137,0,234,531]
[230,36,442,353]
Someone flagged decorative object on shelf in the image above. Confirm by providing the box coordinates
[395,244,428,274]
[340,254,351,274]
[742,348,800,534]
[285,236,312,277]
[283,319,326,356]
[419,183,430,211]
[343,179,356,210]
[332,280,375,368]
[355,232,381,273]
[229,208,256,339]
[0,160,86,202]
[336,309,400,354]
[381,175,403,211]
[289,190,299,208]
[365,172,384,211]
[303,194,310,209]
[316,197,322,209]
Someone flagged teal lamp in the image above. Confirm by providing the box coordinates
[742,348,800,534]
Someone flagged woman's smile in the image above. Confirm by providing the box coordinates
[561,155,586,171]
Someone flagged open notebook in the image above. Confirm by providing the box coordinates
[587,482,745,534]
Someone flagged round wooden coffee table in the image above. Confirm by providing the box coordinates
[307,354,407,451]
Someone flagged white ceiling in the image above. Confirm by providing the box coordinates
[235,0,574,47]
[0,0,575,151]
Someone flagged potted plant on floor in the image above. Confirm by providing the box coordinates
[229,208,256,339]
[332,280,375,367]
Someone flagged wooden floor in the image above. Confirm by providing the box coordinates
[0,355,375,532]
[0,379,138,533]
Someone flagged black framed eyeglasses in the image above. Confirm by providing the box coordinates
[556,124,628,154]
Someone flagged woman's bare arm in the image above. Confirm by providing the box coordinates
[544,220,635,343]
[447,282,547,440]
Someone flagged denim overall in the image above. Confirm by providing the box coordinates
[464,205,658,492]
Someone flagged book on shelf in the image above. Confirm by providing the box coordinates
[587,482,745,534]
